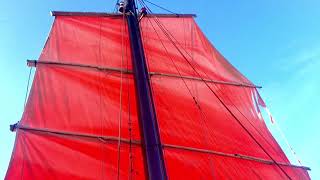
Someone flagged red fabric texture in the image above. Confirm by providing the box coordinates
[6,15,309,179]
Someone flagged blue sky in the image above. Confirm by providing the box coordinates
[0,0,319,179]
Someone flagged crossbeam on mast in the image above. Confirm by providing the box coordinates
[50,11,196,18]
[15,125,311,171]
[27,60,262,89]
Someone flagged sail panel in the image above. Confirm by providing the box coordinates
[20,65,140,140]
[6,131,145,180]
[6,15,144,179]
[163,148,286,179]
[140,17,252,85]
[163,148,215,179]
[142,16,310,179]
[150,76,287,160]
[40,16,132,69]
[164,147,308,179]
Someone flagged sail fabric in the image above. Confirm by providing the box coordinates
[6,14,310,179]
[140,16,252,85]
[6,131,144,179]
[140,16,310,179]
[6,15,145,180]
[40,16,133,69]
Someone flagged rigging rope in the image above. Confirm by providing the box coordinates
[253,90,303,166]
[98,17,105,180]
[23,67,33,109]
[139,2,216,178]
[116,12,126,180]
[140,1,292,178]
[20,66,33,179]
[143,0,177,15]
[127,52,134,180]
[218,86,289,163]
[141,1,300,170]
[217,85,304,177]
[273,120,303,165]
[113,0,120,13]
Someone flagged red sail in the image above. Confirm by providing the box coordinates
[6,14,310,179]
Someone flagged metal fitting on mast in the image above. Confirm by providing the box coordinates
[118,1,126,13]
[138,7,147,22]
[119,1,133,14]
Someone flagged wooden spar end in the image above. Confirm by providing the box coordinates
[27,60,37,67]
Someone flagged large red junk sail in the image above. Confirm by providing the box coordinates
[6,13,310,179]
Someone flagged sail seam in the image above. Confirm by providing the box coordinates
[16,125,310,171]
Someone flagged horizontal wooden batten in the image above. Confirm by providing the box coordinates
[27,60,132,74]
[27,60,261,88]
[15,125,310,171]
[51,11,196,18]
[163,144,310,171]
[149,72,261,88]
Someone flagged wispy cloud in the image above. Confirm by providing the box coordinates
[262,45,320,178]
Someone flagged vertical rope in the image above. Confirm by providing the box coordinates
[20,65,33,179]
[117,12,126,180]
[23,67,33,109]
[113,0,120,13]
[276,122,303,165]
[127,55,134,179]
[19,66,34,180]
[97,17,106,180]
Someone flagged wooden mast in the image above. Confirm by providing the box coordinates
[124,0,167,179]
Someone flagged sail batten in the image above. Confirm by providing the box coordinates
[15,125,311,171]
[27,59,261,88]
[51,11,196,18]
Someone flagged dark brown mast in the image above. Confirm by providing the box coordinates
[123,0,167,179]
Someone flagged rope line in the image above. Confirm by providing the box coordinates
[116,12,126,180]
[23,67,33,109]
[138,2,216,178]
[140,1,292,178]
[219,86,289,163]
[113,0,120,13]
[143,0,177,15]
[273,120,303,165]
[97,17,106,180]
[117,13,125,180]
[143,14,217,178]
[144,9,226,179]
